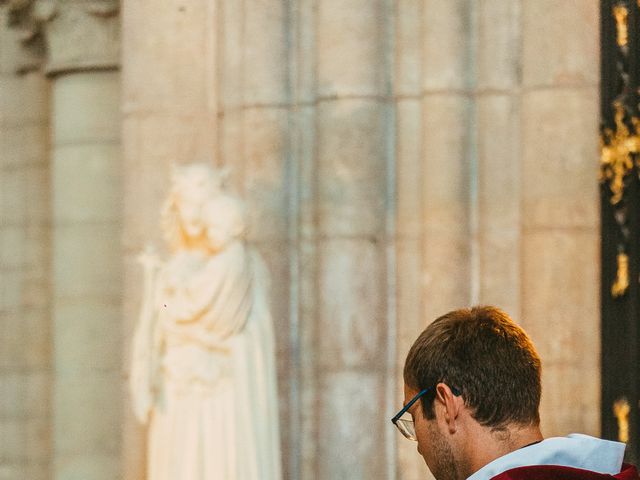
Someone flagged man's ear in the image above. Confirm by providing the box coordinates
[435,383,462,434]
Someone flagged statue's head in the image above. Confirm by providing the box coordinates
[162,163,244,252]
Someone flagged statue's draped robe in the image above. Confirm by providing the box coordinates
[131,241,282,480]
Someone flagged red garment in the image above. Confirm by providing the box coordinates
[492,463,639,480]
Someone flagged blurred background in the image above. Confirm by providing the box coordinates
[1,0,636,479]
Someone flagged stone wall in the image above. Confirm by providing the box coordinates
[0,0,601,479]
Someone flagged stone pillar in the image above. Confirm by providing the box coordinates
[43,2,122,479]
[475,0,521,315]
[311,1,394,479]
[0,6,51,480]
[520,0,600,437]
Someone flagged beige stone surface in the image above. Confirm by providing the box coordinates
[317,0,386,97]
[122,0,213,114]
[53,72,120,144]
[0,73,48,127]
[53,224,121,300]
[422,94,471,233]
[318,238,385,370]
[477,94,519,231]
[54,302,121,375]
[521,231,600,366]
[522,0,599,88]
[476,0,521,90]
[395,0,423,96]
[243,0,288,105]
[53,144,122,223]
[317,372,386,480]
[317,99,387,236]
[540,362,600,438]
[422,231,471,321]
[478,230,520,315]
[423,0,470,91]
[396,99,423,238]
[521,88,599,229]
[242,107,289,241]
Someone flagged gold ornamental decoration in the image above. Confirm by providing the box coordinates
[611,252,630,298]
[613,397,631,443]
[614,4,629,47]
[600,103,640,205]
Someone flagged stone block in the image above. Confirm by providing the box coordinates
[243,0,288,105]
[25,417,50,461]
[0,167,27,226]
[318,238,385,370]
[521,88,599,229]
[23,307,52,369]
[0,72,48,127]
[396,99,423,238]
[317,99,387,236]
[0,372,25,418]
[294,0,318,104]
[540,362,600,438]
[24,225,50,276]
[25,371,51,419]
[477,94,519,231]
[0,124,49,170]
[0,226,26,269]
[25,164,51,225]
[396,238,425,357]
[477,0,521,90]
[422,94,472,233]
[54,301,121,376]
[54,373,121,455]
[478,229,520,315]
[23,465,50,480]
[53,71,120,145]
[521,231,599,365]
[395,0,424,96]
[242,107,289,241]
[53,144,122,224]
[296,106,318,239]
[522,0,599,87]
[55,453,120,480]
[217,0,244,109]
[317,0,386,97]
[0,270,23,312]
[317,372,386,480]
[423,0,471,91]
[422,231,471,322]
[0,418,26,461]
[122,0,211,115]
[53,223,122,300]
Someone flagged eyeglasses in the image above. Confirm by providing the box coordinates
[391,387,433,441]
[391,385,461,441]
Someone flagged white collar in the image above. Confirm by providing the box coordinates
[467,434,626,480]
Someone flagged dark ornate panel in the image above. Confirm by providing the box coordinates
[601,0,640,464]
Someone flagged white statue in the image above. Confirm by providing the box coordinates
[130,163,282,480]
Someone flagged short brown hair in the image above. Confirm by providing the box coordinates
[403,306,541,429]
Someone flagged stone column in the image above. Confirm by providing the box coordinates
[475,0,521,315]
[310,1,394,479]
[43,2,122,479]
[0,6,51,480]
[520,0,600,437]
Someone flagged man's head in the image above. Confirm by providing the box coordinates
[401,306,542,479]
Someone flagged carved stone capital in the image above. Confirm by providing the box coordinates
[1,0,120,75]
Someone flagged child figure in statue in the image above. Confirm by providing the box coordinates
[130,164,282,480]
